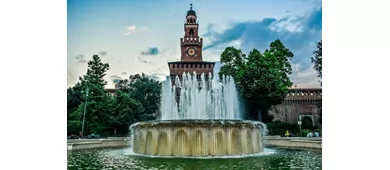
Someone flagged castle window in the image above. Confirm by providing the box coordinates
[189,29,194,36]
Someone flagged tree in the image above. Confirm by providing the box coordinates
[218,47,246,80]
[68,54,112,135]
[106,91,144,135]
[117,73,162,120]
[219,39,294,122]
[79,54,110,100]
[311,40,322,85]
[311,40,322,127]
[67,82,83,119]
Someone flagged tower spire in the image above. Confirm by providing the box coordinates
[190,3,192,10]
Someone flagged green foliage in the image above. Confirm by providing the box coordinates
[266,121,300,136]
[127,73,162,120]
[68,54,112,135]
[67,82,83,119]
[302,129,312,137]
[67,120,81,135]
[107,91,145,134]
[67,54,163,137]
[311,40,322,85]
[219,40,294,122]
[219,47,246,80]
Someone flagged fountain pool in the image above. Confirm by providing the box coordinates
[130,62,267,157]
[67,147,322,169]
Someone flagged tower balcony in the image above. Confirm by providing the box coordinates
[181,37,202,45]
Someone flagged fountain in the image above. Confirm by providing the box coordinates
[130,62,267,157]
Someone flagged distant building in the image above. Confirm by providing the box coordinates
[167,4,216,85]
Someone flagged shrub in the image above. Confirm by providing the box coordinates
[302,129,312,137]
[265,121,300,136]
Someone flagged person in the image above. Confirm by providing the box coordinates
[285,130,290,137]
[307,131,313,137]
[79,131,83,139]
[315,131,320,137]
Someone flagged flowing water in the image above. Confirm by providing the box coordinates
[160,62,242,120]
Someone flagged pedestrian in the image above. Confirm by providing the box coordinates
[79,131,83,139]
[315,131,320,137]
[285,130,290,137]
[307,131,313,137]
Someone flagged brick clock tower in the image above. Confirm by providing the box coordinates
[168,4,216,84]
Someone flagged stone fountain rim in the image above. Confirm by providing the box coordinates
[130,119,266,129]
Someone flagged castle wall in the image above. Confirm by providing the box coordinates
[268,89,322,125]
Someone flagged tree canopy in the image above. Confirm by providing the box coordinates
[67,55,162,136]
[218,39,294,122]
[311,40,322,85]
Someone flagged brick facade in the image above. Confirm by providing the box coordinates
[268,88,322,125]
[169,4,215,81]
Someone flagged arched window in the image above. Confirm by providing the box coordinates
[189,29,194,36]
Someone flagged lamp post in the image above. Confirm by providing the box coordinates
[81,86,89,139]
[298,119,302,137]
[295,85,302,136]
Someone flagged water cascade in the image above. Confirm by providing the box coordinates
[130,62,267,157]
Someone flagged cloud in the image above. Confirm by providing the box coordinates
[78,59,87,63]
[110,75,122,84]
[147,73,167,82]
[139,27,148,31]
[124,25,148,36]
[99,51,107,57]
[67,72,77,87]
[75,54,84,59]
[127,25,137,31]
[202,6,322,87]
[74,54,87,63]
[141,47,160,56]
[135,56,154,64]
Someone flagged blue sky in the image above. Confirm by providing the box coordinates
[68,0,322,88]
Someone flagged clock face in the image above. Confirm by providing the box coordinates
[187,47,196,57]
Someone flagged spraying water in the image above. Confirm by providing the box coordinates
[160,62,242,120]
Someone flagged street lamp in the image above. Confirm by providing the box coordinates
[81,86,89,139]
[298,119,302,137]
[294,85,302,136]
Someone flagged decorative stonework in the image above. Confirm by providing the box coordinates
[131,120,266,156]
[269,88,322,125]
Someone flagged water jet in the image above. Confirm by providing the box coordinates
[130,68,267,157]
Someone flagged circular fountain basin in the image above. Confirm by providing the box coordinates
[130,120,266,157]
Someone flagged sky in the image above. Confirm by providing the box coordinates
[68,0,322,88]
